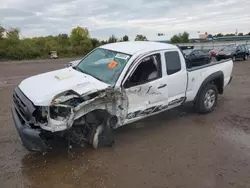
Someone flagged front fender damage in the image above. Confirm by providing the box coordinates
[39,87,127,132]
[14,86,128,152]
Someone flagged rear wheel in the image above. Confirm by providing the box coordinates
[194,84,218,114]
[243,54,248,60]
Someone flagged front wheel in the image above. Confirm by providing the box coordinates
[90,125,115,149]
[207,57,211,64]
[186,59,192,68]
[194,84,218,114]
[232,55,236,62]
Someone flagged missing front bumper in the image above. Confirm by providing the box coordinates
[11,107,49,152]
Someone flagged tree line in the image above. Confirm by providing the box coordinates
[213,32,250,38]
[169,31,250,43]
[0,25,249,60]
[0,25,152,60]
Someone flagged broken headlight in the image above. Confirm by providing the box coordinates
[33,106,48,123]
[50,106,72,119]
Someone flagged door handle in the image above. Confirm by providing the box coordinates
[158,84,167,89]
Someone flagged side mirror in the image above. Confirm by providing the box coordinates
[64,63,71,68]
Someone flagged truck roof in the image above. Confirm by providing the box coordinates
[101,41,178,55]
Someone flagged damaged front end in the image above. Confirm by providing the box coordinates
[12,87,51,152]
[12,86,126,152]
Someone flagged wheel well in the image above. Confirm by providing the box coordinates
[91,109,118,128]
[73,109,118,128]
[84,109,110,125]
[211,77,223,94]
[195,71,224,101]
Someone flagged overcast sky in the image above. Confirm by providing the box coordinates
[1,0,250,40]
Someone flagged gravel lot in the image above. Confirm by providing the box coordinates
[0,58,250,188]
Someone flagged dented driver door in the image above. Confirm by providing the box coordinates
[122,53,169,124]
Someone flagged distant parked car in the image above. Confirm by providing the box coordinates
[242,44,250,56]
[216,45,249,62]
[209,47,224,57]
[183,49,212,67]
[209,44,237,58]
[49,51,58,59]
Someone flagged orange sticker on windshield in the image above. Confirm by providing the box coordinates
[108,61,118,69]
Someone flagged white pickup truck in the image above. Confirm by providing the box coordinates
[12,41,233,152]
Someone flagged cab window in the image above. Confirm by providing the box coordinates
[124,53,162,88]
[165,51,181,75]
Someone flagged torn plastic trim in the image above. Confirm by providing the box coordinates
[51,90,81,104]
[37,87,122,132]
[50,88,110,105]
[40,113,75,132]
[39,105,74,132]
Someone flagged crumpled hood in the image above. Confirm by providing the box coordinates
[18,67,110,106]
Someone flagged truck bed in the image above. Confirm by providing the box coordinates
[185,59,233,102]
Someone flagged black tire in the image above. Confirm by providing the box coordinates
[194,84,218,114]
[232,55,236,62]
[90,125,115,149]
[243,54,248,60]
[186,59,192,68]
[207,57,211,64]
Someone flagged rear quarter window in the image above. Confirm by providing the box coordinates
[164,51,181,75]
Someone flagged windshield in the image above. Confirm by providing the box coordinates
[223,46,236,53]
[183,49,193,55]
[76,48,131,86]
[216,47,224,51]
